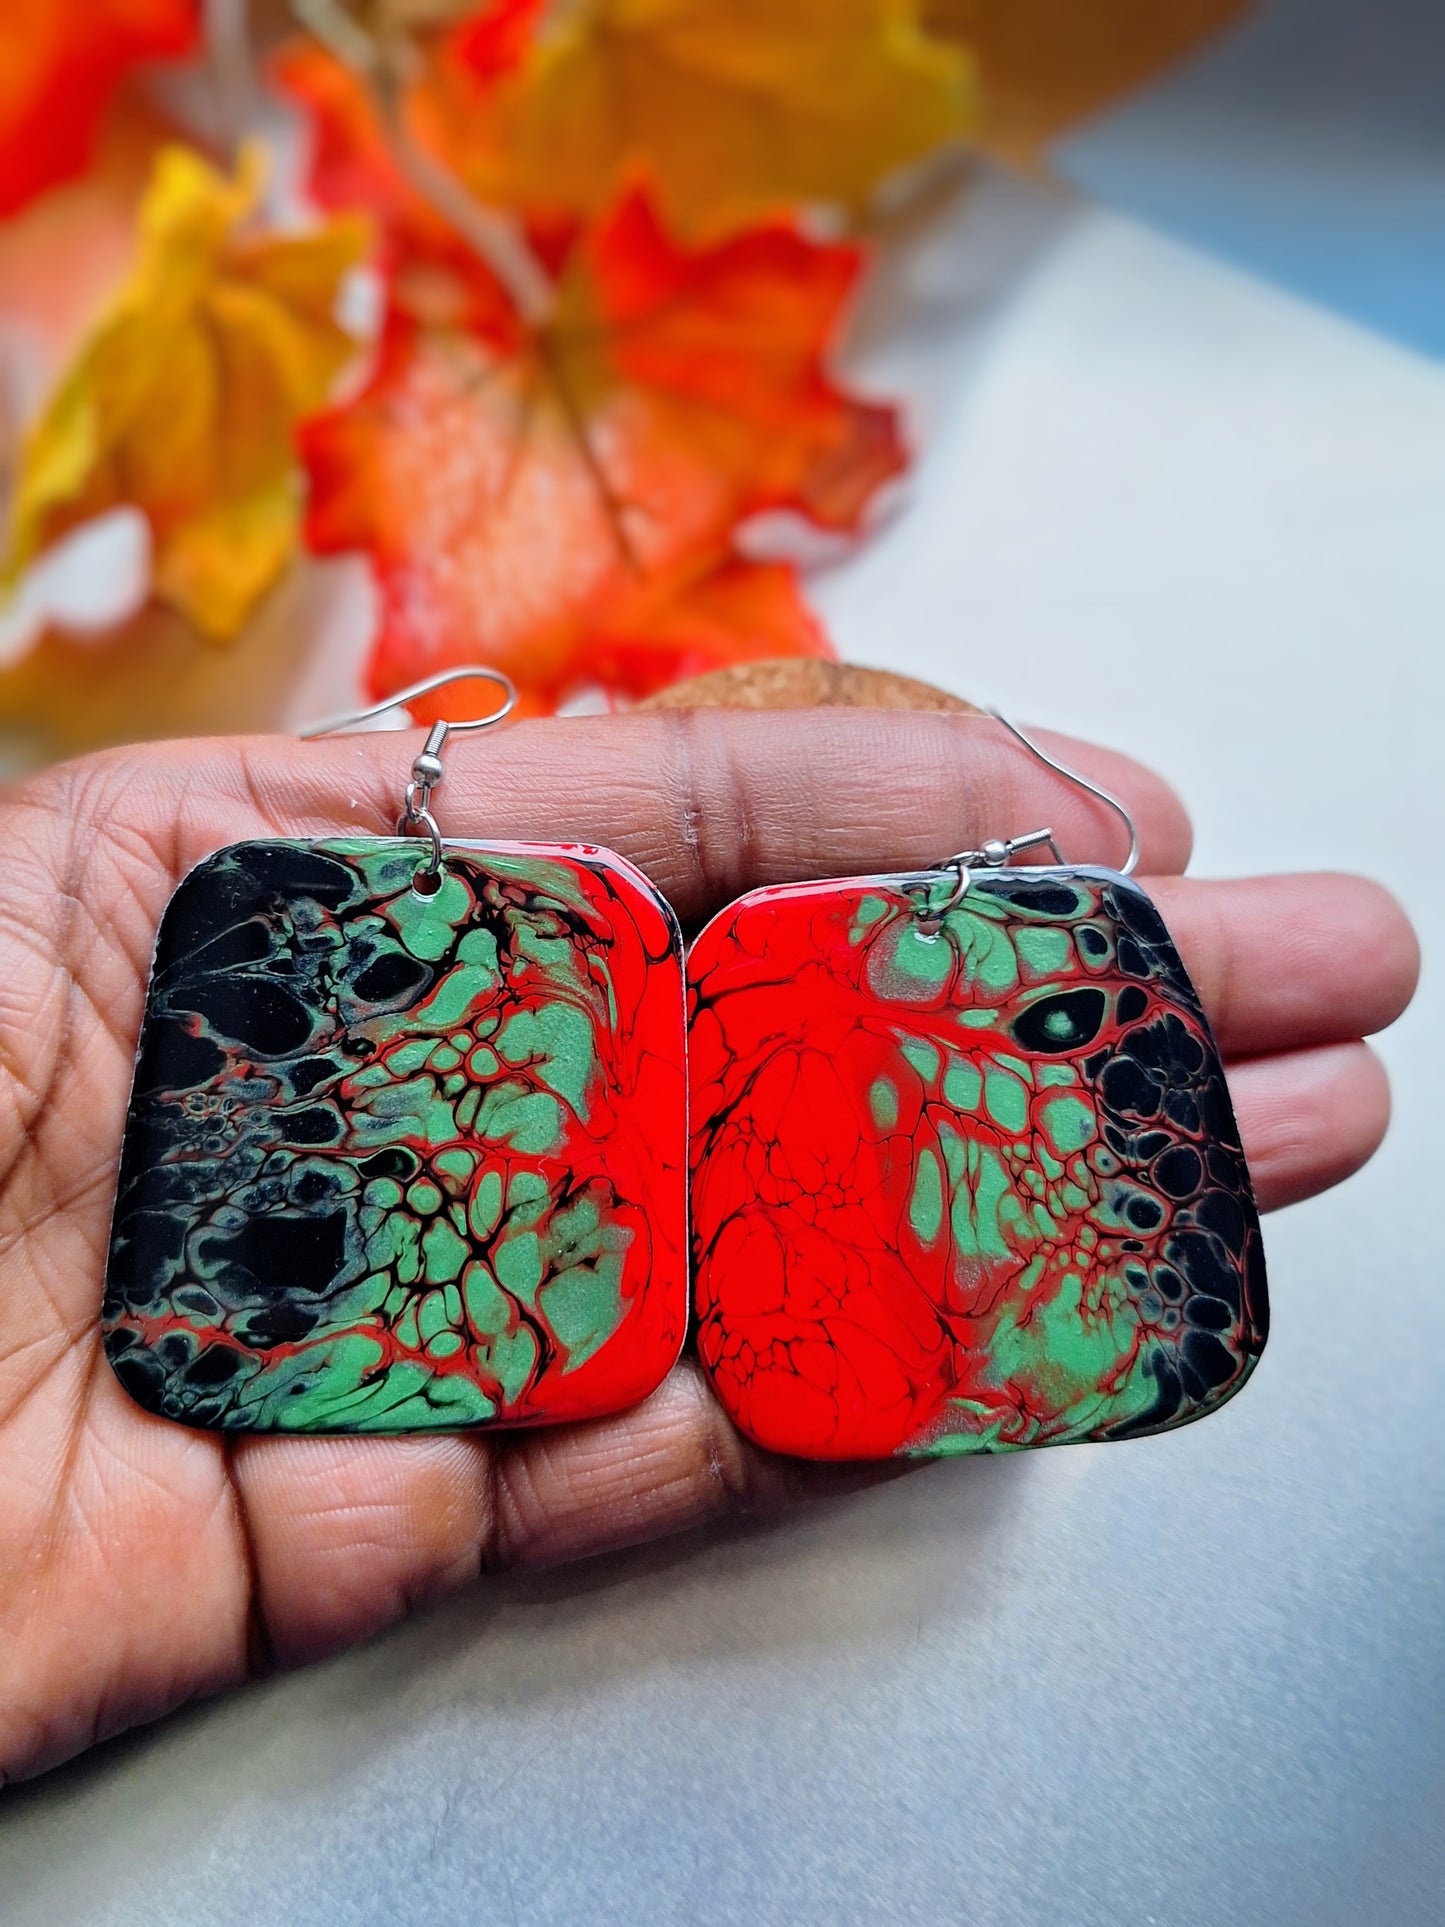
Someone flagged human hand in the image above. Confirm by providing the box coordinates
[0,710,1418,1780]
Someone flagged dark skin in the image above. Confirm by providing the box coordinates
[0,710,1419,1781]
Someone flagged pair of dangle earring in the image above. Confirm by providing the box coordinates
[102,675,1267,1461]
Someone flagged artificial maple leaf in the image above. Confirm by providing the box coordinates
[927,0,1252,164]
[276,38,444,255]
[446,0,546,79]
[3,143,367,641]
[567,555,830,707]
[428,0,976,238]
[0,0,198,216]
[301,189,904,714]
[275,35,540,268]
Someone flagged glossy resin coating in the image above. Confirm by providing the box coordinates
[688,869,1267,1460]
[104,839,687,1433]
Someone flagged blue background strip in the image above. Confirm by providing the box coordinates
[1055,0,1445,360]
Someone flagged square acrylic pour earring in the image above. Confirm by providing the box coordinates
[687,719,1268,1460]
[102,671,688,1434]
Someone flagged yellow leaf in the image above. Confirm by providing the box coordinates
[445,0,976,236]
[926,0,1252,164]
[3,142,368,639]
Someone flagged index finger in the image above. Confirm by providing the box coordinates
[100,709,1193,924]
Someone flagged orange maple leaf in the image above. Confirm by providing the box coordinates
[300,189,904,715]
[0,0,198,216]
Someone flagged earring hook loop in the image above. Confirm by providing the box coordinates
[298,665,518,884]
[930,707,1141,916]
[987,709,1140,877]
[297,665,517,742]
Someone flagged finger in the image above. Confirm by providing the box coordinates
[489,1361,876,1570]
[231,1432,495,1669]
[489,1041,1400,1574]
[486,1051,1399,1577]
[1232,1041,1391,1212]
[296,712,1192,915]
[1144,873,1420,1058]
[222,1035,1392,1651]
[230,1367,864,1663]
[38,710,1192,924]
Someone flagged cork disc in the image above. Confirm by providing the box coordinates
[638,660,979,713]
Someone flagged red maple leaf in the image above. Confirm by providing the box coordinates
[276,39,446,262]
[275,15,548,265]
[0,0,198,217]
[300,188,906,715]
[445,0,545,82]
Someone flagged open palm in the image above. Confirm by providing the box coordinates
[0,710,1418,1782]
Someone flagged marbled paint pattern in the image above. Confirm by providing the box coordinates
[688,870,1267,1459]
[104,839,687,1433]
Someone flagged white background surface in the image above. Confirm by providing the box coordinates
[4,163,1444,1927]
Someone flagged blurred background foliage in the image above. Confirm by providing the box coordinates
[0,0,1248,757]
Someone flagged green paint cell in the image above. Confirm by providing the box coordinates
[943,1059,982,1112]
[911,1149,944,1243]
[901,1038,941,1084]
[1016,926,1073,976]
[983,1068,1029,1135]
[1041,1095,1096,1156]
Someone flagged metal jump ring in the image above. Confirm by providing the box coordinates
[397,800,444,880]
[931,831,1061,918]
[937,858,977,917]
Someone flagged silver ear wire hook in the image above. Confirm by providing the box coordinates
[299,665,518,883]
[932,707,1140,915]
[987,710,1140,877]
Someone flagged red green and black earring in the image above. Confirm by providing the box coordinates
[102,670,688,1435]
[687,717,1268,1461]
